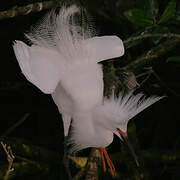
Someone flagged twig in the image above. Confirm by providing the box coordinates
[1,113,30,137]
[150,0,156,23]
[1,142,15,180]
[73,148,100,180]
[0,1,56,20]
[121,38,180,72]
[84,148,101,180]
[135,68,153,90]
[123,33,180,45]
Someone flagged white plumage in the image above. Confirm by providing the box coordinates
[13,5,124,139]
[13,4,163,174]
[69,92,163,152]
[93,93,164,138]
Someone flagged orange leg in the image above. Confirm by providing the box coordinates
[103,148,115,176]
[97,148,115,176]
[97,148,107,172]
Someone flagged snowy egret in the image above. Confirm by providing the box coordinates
[13,4,163,176]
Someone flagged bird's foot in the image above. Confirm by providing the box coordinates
[97,147,115,176]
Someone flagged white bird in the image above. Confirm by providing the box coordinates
[13,4,163,176]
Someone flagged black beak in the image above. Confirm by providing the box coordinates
[121,135,139,167]
[117,128,139,167]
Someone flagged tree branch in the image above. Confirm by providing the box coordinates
[123,33,180,45]
[121,38,180,72]
[85,148,101,180]
[1,142,15,180]
[0,137,61,178]
[1,113,30,137]
[0,137,62,164]
[0,1,56,20]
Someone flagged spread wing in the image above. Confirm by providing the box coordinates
[13,41,62,93]
[85,36,124,62]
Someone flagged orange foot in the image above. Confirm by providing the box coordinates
[97,148,115,176]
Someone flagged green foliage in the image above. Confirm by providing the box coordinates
[136,0,159,20]
[166,56,180,68]
[124,0,177,28]
[158,0,177,24]
[124,0,160,27]
[124,8,154,27]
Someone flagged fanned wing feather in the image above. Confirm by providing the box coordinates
[25,5,91,61]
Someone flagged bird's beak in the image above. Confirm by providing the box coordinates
[117,128,139,167]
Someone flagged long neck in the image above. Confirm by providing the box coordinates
[70,111,113,151]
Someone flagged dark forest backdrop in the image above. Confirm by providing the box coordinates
[0,0,180,179]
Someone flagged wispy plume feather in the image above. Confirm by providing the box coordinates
[94,92,164,127]
[25,5,95,60]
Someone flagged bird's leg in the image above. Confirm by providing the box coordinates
[97,148,107,172]
[103,148,115,176]
[97,148,115,176]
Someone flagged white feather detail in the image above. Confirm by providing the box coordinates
[25,5,124,63]
[94,92,164,131]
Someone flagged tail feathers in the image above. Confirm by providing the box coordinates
[94,92,164,126]
[13,41,62,94]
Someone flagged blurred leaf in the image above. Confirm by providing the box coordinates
[151,26,170,44]
[68,155,88,168]
[124,8,154,27]
[158,0,177,24]
[151,84,161,88]
[136,0,159,22]
[176,15,180,21]
[166,56,180,63]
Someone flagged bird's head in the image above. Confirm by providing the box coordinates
[94,91,164,166]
